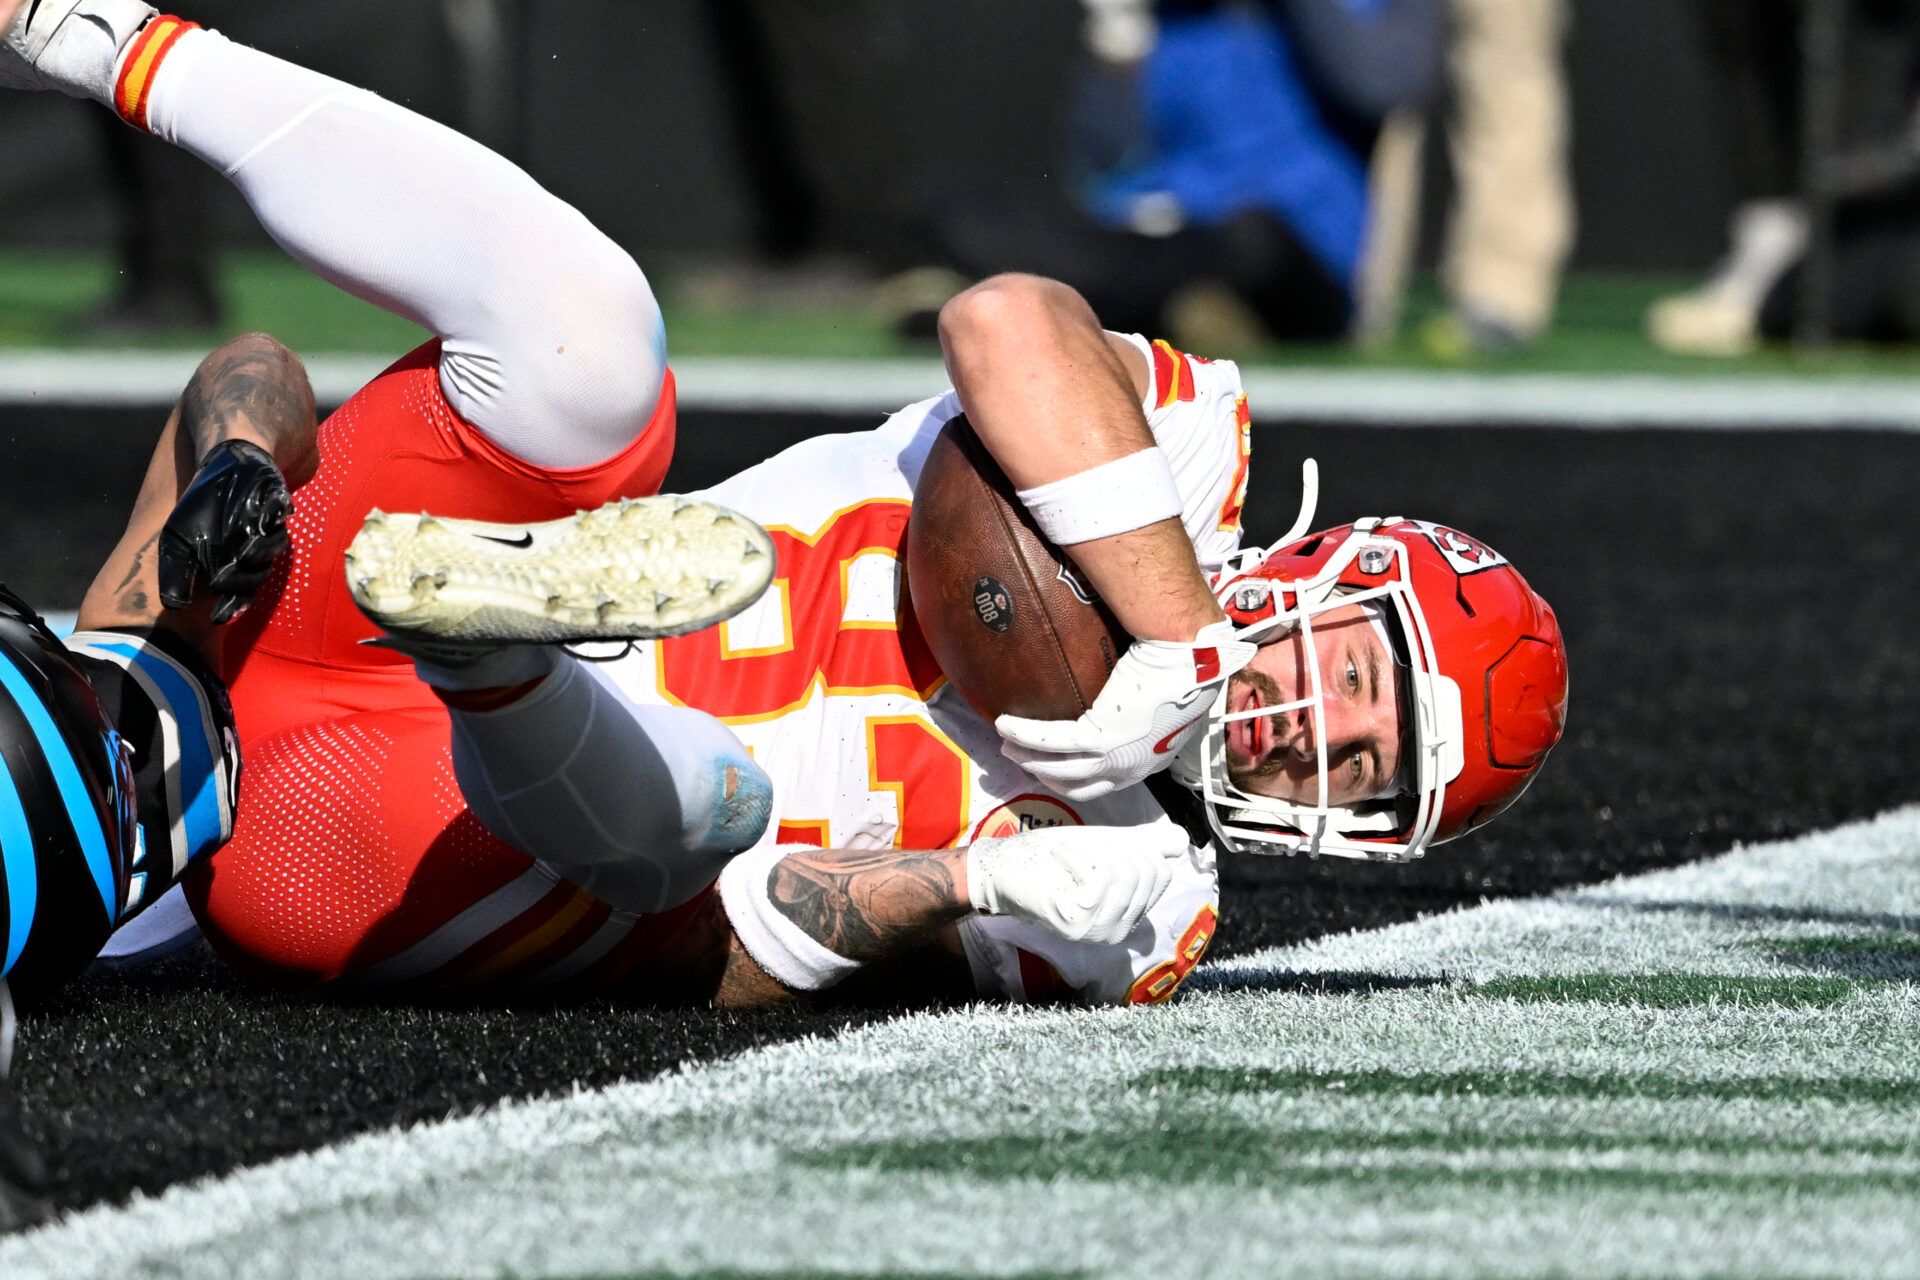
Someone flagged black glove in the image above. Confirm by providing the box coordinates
[157,439,293,624]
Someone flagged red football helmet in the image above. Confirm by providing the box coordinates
[1172,514,1568,861]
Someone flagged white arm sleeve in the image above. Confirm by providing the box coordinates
[144,29,664,469]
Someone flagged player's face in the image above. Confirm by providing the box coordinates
[1222,601,1403,807]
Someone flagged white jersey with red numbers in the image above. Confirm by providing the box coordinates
[599,335,1254,1004]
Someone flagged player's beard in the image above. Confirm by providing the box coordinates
[1224,665,1295,789]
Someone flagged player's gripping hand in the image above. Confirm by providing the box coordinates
[966,822,1187,945]
[996,621,1255,801]
[158,440,293,624]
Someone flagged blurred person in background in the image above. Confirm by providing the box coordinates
[1649,0,1810,354]
[1650,0,1920,353]
[889,0,1442,351]
[1416,0,1573,356]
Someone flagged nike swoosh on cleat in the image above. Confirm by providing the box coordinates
[24,0,44,29]
[1152,713,1207,754]
[475,531,535,549]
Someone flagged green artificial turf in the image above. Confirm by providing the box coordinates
[9,247,1920,375]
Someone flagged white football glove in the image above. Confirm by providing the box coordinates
[966,822,1186,946]
[996,620,1255,801]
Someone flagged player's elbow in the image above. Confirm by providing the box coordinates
[200,331,310,390]
[210,330,299,361]
[938,274,1092,374]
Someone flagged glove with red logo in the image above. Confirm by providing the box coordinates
[996,620,1254,801]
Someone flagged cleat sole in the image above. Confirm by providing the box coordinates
[345,495,777,644]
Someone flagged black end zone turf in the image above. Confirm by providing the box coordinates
[4,408,1917,1214]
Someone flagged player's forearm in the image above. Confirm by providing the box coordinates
[766,845,973,962]
[78,334,313,635]
[940,275,1224,642]
[1054,520,1227,642]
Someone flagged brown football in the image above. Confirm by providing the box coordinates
[906,415,1132,722]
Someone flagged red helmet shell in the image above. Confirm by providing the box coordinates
[1215,519,1568,850]
[1408,525,1567,838]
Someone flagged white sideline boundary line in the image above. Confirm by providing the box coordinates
[3,807,1917,1280]
[3,349,1920,427]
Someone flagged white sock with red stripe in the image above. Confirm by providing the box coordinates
[109,8,197,127]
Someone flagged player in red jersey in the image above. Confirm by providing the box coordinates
[344,280,1564,1011]
[4,0,1202,1005]
[4,1,1565,1013]
[3,0,787,992]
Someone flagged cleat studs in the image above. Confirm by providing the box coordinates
[708,576,728,594]
[654,591,674,612]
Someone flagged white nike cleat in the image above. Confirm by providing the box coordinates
[345,495,777,647]
[1,0,153,96]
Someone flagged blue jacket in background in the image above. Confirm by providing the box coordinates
[1083,9,1371,290]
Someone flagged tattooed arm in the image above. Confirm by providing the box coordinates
[77,333,318,665]
[713,845,977,1008]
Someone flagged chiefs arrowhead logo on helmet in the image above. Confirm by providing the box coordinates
[1403,520,1509,575]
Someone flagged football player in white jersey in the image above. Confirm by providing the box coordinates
[347,273,1256,1007]
[352,273,1567,1009]
[2,0,1565,1012]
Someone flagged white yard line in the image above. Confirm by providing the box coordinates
[3,349,1920,427]
[4,809,1917,1280]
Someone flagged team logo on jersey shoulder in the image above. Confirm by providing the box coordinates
[971,793,1083,841]
[1399,520,1511,576]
